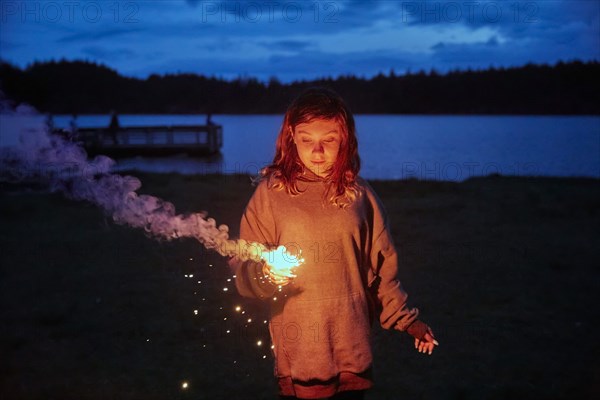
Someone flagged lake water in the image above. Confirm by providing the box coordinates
[1,114,598,181]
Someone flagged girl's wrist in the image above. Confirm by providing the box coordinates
[406,320,428,340]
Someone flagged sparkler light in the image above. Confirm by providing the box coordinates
[260,245,304,279]
[247,244,305,288]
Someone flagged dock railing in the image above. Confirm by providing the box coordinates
[74,124,223,156]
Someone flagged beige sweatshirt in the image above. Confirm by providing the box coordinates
[230,172,419,398]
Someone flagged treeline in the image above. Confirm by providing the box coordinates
[0,59,598,114]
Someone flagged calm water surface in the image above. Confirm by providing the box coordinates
[3,114,599,181]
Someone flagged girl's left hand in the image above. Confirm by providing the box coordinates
[262,262,295,286]
[414,327,439,355]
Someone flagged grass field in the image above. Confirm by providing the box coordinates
[1,172,599,399]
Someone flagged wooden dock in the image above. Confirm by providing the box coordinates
[70,124,223,157]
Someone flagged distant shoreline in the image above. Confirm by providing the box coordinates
[1,59,598,115]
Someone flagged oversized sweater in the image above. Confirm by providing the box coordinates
[230,171,419,399]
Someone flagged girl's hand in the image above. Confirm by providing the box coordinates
[262,262,295,286]
[414,327,439,355]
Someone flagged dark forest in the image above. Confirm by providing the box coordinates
[0,59,598,114]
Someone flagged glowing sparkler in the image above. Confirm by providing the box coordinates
[260,245,304,284]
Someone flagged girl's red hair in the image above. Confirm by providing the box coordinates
[260,87,361,208]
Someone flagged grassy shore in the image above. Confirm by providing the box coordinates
[1,173,599,399]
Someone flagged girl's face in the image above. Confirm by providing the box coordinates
[292,118,342,178]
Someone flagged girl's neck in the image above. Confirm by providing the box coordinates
[298,167,329,183]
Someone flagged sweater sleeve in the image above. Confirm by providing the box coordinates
[229,181,278,300]
[364,182,420,332]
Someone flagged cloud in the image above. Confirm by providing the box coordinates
[486,36,499,47]
[429,34,596,73]
[431,42,445,51]
[0,40,22,50]
[258,40,314,52]
[175,0,389,35]
[138,48,427,82]
[263,50,424,80]
[81,46,136,60]
[388,0,598,46]
[57,27,144,43]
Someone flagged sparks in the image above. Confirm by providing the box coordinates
[181,382,189,389]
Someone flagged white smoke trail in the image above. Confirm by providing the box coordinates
[0,98,264,263]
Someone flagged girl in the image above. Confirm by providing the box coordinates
[229,87,437,399]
